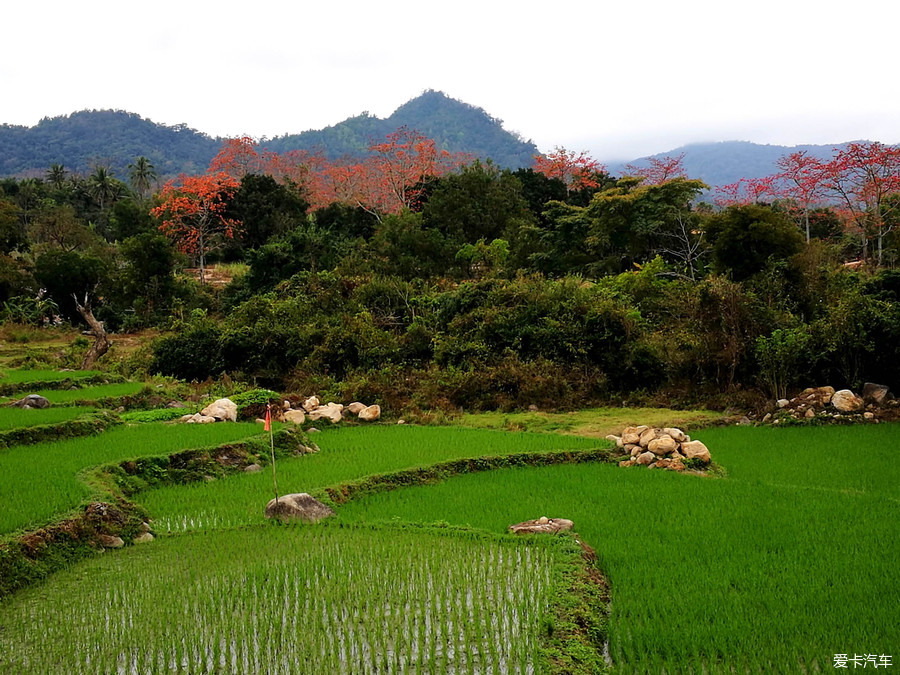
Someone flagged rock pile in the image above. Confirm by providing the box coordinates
[508,516,574,535]
[761,383,895,424]
[179,396,382,425]
[610,425,711,471]
[276,397,381,425]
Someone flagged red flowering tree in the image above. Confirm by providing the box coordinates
[150,172,240,283]
[625,153,687,185]
[819,142,900,264]
[533,146,605,195]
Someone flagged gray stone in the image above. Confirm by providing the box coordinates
[12,394,51,409]
[133,532,154,544]
[244,463,262,473]
[98,534,124,549]
[264,493,335,523]
[862,382,890,405]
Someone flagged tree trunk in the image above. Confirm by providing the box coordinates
[72,292,110,369]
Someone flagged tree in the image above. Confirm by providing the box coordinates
[86,166,122,212]
[421,161,534,247]
[819,142,900,265]
[705,204,804,281]
[45,163,69,191]
[774,151,826,242]
[225,173,309,250]
[533,146,605,195]
[34,250,111,368]
[318,127,468,217]
[127,156,157,200]
[150,172,241,284]
[624,154,687,185]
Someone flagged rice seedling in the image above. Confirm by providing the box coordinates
[0,406,94,431]
[335,423,900,673]
[0,381,148,404]
[0,369,101,384]
[0,524,559,674]
[139,425,601,533]
[0,422,265,535]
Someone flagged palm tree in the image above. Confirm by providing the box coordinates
[45,164,68,191]
[127,156,157,200]
[86,166,121,211]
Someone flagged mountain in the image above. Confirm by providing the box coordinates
[262,90,539,168]
[612,140,859,190]
[0,110,219,179]
[0,91,539,179]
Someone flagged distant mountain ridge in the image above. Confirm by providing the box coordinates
[0,94,882,189]
[609,140,865,191]
[0,91,539,179]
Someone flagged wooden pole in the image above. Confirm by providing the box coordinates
[268,402,278,504]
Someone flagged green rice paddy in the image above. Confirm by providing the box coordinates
[0,406,94,431]
[0,377,897,673]
[0,422,265,535]
[0,381,148,404]
[335,424,900,673]
[0,525,559,675]
[139,425,601,533]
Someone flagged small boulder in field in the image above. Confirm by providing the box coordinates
[200,398,237,422]
[358,404,381,422]
[832,389,863,413]
[347,402,367,415]
[244,463,262,473]
[12,394,50,409]
[264,493,335,523]
[98,534,124,549]
[133,532,154,544]
[508,516,574,535]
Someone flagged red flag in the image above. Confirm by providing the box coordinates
[264,404,271,432]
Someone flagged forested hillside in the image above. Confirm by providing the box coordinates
[0,91,539,178]
[263,90,539,168]
[2,129,899,413]
[0,111,219,178]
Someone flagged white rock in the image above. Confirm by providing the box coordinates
[200,398,237,422]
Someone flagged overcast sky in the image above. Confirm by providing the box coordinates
[3,0,898,162]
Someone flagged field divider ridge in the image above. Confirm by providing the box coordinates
[0,426,310,600]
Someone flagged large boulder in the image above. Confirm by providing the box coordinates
[358,404,381,422]
[302,396,320,412]
[862,382,890,405]
[12,394,51,409]
[283,409,306,425]
[346,402,367,415]
[681,440,711,464]
[264,493,335,523]
[508,516,574,535]
[832,389,864,413]
[200,398,237,422]
[308,402,343,424]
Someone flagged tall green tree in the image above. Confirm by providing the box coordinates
[127,156,157,200]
